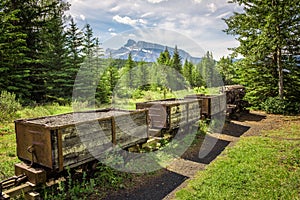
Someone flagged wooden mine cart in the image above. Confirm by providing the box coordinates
[184,94,226,118]
[15,108,149,172]
[136,98,201,131]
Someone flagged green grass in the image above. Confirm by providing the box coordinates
[175,120,300,200]
[17,103,73,119]
[0,133,19,179]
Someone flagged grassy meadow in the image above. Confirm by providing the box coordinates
[175,117,300,200]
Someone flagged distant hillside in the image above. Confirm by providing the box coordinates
[105,39,202,64]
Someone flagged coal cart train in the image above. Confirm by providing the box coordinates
[0,85,247,199]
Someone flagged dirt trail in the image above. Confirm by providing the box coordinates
[100,111,289,200]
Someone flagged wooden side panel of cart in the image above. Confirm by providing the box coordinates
[15,109,149,172]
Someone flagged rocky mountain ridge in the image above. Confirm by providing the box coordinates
[105,39,202,63]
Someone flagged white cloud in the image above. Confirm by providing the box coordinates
[110,5,120,12]
[79,14,86,21]
[147,0,168,4]
[113,15,137,26]
[67,0,242,59]
[141,12,154,18]
[207,3,217,13]
[193,0,202,4]
[113,15,148,27]
[108,28,115,32]
[138,19,148,25]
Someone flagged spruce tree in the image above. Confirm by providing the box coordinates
[106,59,120,94]
[65,18,84,101]
[171,45,182,73]
[224,0,300,102]
[0,0,29,100]
[82,23,97,58]
[216,56,236,85]
[136,61,150,90]
[123,53,136,89]
[157,47,171,66]
[183,59,194,87]
[196,52,218,88]
[40,1,69,102]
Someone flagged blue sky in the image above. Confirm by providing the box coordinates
[67,0,243,60]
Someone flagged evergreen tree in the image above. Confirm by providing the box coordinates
[196,51,220,88]
[73,24,102,105]
[216,56,236,85]
[157,47,171,66]
[82,23,97,58]
[0,0,29,100]
[105,57,120,94]
[40,2,69,102]
[123,53,136,88]
[224,0,300,102]
[65,18,84,100]
[182,59,194,87]
[170,45,182,73]
[136,61,150,90]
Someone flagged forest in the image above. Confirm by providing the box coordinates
[0,0,299,115]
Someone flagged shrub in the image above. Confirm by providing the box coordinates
[261,97,300,115]
[0,91,22,123]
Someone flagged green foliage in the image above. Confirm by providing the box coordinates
[193,86,207,94]
[18,103,73,119]
[123,53,136,89]
[196,51,222,88]
[224,0,300,104]
[170,45,182,72]
[95,164,129,189]
[0,91,22,123]
[261,97,300,115]
[216,56,237,85]
[0,133,19,179]
[43,170,96,200]
[183,59,197,87]
[0,0,30,101]
[157,47,171,66]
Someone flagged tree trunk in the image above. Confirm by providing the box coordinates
[277,47,284,99]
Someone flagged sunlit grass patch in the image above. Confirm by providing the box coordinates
[175,119,300,200]
[0,133,19,179]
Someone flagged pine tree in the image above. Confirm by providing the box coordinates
[82,23,97,58]
[224,0,300,101]
[157,47,171,66]
[104,56,120,95]
[65,18,84,101]
[183,59,194,87]
[40,1,69,102]
[196,52,220,88]
[136,61,150,90]
[0,0,29,100]
[1,0,38,102]
[123,53,136,89]
[170,45,182,73]
[216,56,236,85]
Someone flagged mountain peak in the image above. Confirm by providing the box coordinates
[105,40,201,63]
[125,39,136,47]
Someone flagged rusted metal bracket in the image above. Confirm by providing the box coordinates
[1,163,47,199]
[0,174,27,199]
